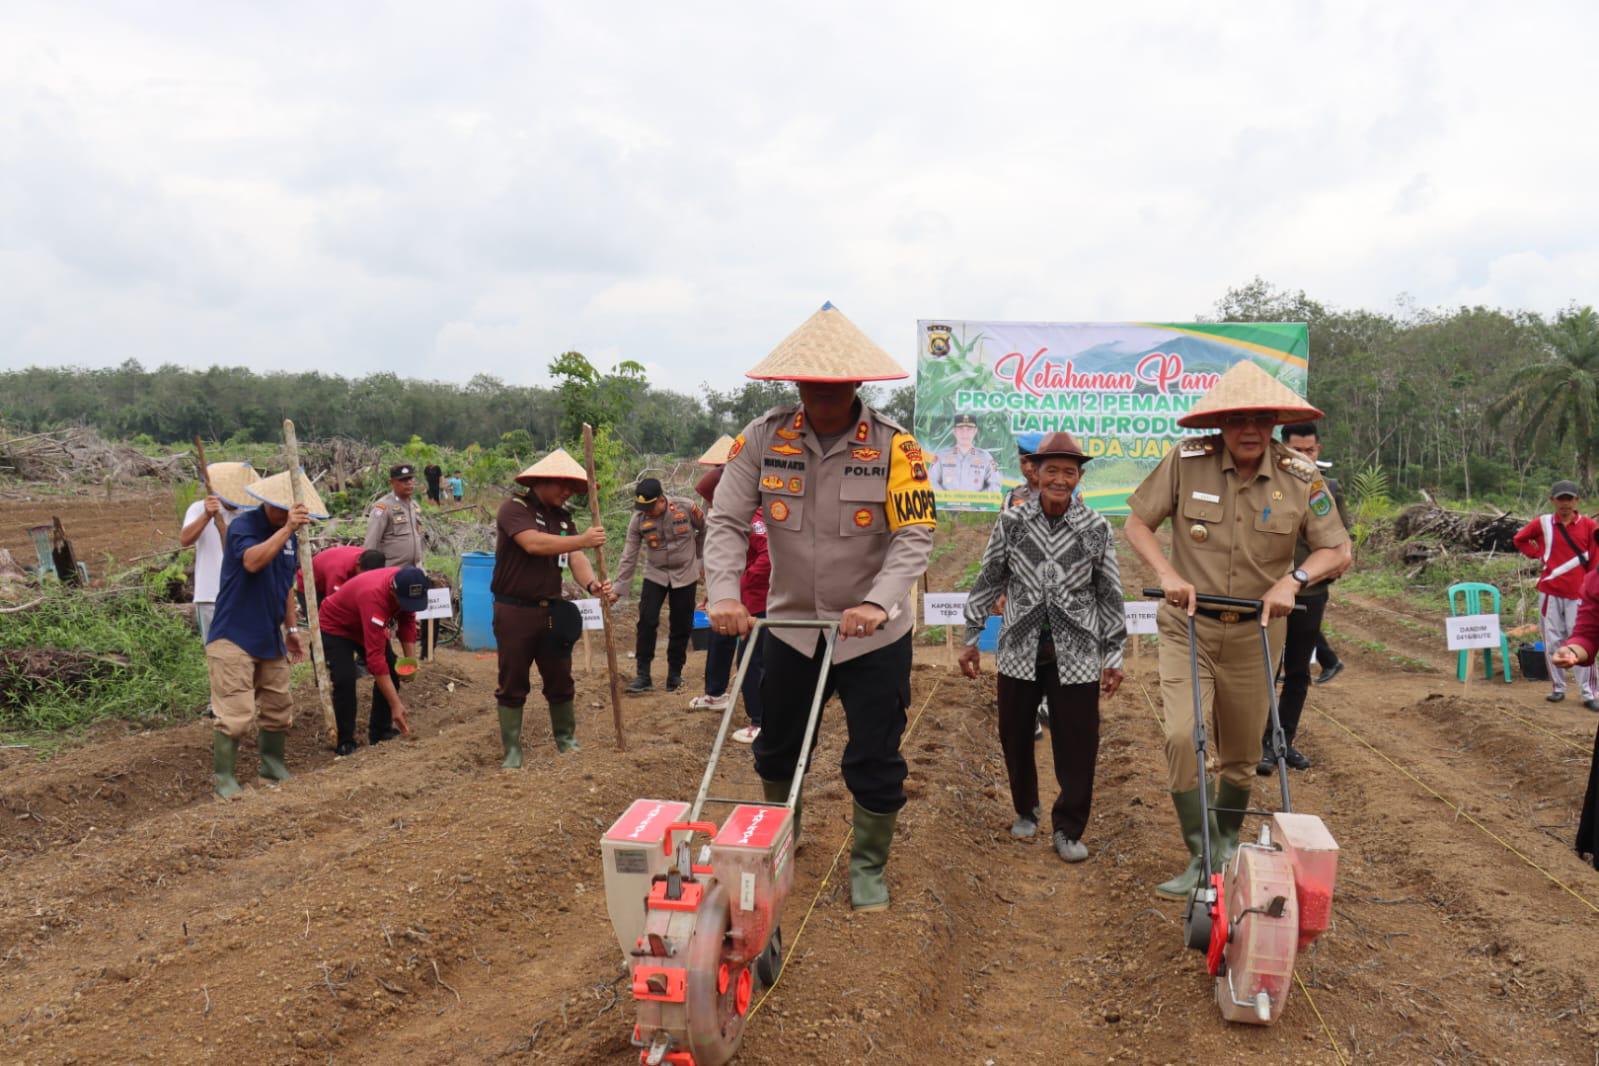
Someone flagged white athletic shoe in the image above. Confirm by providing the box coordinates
[731,725,761,744]
[689,693,731,711]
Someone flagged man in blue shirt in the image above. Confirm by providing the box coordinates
[206,469,316,798]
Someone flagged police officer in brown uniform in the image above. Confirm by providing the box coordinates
[491,449,614,763]
[365,464,426,569]
[705,302,936,912]
[1123,362,1351,900]
[615,478,705,694]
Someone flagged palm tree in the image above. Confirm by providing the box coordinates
[1488,306,1599,488]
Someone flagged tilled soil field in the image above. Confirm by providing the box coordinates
[3,549,1599,1063]
[0,490,179,576]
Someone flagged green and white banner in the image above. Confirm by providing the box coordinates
[912,321,1310,513]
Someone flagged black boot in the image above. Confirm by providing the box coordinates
[665,673,684,692]
[626,671,653,695]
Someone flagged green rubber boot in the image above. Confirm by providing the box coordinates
[212,733,242,799]
[1212,780,1252,872]
[549,700,580,753]
[1155,785,1208,900]
[761,778,801,846]
[848,802,898,912]
[498,705,524,769]
[258,730,291,784]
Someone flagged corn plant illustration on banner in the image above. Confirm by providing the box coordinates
[913,321,1310,513]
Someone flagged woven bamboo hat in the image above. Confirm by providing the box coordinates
[1176,360,1323,429]
[697,434,736,466]
[746,302,908,383]
[243,468,329,519]
[203,461,258,509]
[514,448,588,490]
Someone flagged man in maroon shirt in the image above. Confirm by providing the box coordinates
[493,450,614,765]
[1514,480,1599,708]
[297,546,386,603]
[319,565,428,755]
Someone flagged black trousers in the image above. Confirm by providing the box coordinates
[636,580,696,677]
[1579,724,1599,870]
[1314,627,1340,671]
[754,632,911,814]
[323,632,397,745]
[996,667,1100,840]
[1266,593,1328,750]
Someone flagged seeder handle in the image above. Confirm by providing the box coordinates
[660,821,719,856]
[1141,588,1307,613]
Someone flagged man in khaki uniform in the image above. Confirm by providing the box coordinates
[1124,361,1350,901]
[705,302,936,912]
[364,464,426,568]
[614,477,705,694]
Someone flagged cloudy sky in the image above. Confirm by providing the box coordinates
[3,1,1595,393]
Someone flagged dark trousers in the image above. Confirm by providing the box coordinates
[492,603,576,709]
[636,580,696,678]
[737,618,767,726]
[323,632,397,745]
[704,615,768,725]
[996,668,1100,840]
[1314,627,1340,671]
[754,632,911,814]
[1267,593,1328,749]
[1579,725,1599,870]
[705,630,738,697]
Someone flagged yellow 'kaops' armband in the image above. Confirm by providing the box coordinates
[886,432,937,530]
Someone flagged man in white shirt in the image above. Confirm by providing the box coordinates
[178,463,257,713]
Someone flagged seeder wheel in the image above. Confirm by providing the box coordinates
[754,923,783,989]
[1183,887,1212,951]
[680,883,751,1066]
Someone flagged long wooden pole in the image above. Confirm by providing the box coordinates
[191,435,228,540]
[583,423,627,751]
[282,419,338,747]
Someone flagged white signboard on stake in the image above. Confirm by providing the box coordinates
[1124,601,1159,635]
[416,587,453,621]
[575,598,606,630]
[923,592,970,626]
[1446,613,1501,650]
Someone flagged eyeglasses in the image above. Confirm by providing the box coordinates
[1218,414,1277,428]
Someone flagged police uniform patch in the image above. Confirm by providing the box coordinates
[787,476,802,493]
[769,442,803,457]
[761,475,784,491]
[792,411,804,430]
[776,427,801,440]
[854,508,873,528]
[1309,486,1332,516]
[769,499,790,522]
[851,447,882,461]
[887,432,937,530]
[1190,524,1209,542]
[855,421,870,442]
[728,435,745,461]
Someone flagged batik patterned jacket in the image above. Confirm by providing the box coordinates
[962,499,1125,684]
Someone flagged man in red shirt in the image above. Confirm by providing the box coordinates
[297,546,386,603]
[318,565,428,755]
[1514,480,1599,708]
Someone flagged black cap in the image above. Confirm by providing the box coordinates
[392,566,429,612]
[1552,480,1581,499]
[634,477,664,510]
[952,413,978,428]
[390,464,415,480]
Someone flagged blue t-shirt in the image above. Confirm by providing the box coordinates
[446,476,464,498]
[207,507,300,660]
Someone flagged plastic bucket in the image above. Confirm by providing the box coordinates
[460,551,496,651]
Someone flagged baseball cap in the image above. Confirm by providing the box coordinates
[392,566,430,612]
[1551,480,1581,499]
[390,464,416,480]
[634,477,664,510]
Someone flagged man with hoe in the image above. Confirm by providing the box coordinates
[1514,480,1599,708]
[205,469,324,798]
[365,463,426,568]
[491,449,614,763]
[1124,362,1350,900]
[614,476,705,695]
[705,302,936,912]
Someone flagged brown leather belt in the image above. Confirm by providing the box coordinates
[1195,605,1258,624]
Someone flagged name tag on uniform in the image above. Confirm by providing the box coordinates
[1191,491,1221,503]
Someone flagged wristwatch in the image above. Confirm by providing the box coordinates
[1291,568,1311,588]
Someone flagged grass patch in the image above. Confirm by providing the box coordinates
[0,588,208,737]
[1323,624,1434,673]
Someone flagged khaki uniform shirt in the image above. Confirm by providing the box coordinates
[363,491,425,568]
[614,497,704,592]
[705,403,937,663]
[1127,436,1349,600]
[930,446,1001,492]
[1004,483,1036,510]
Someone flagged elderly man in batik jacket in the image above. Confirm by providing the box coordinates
[959,432,1126,863]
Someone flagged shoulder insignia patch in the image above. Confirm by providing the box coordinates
[728,434,746,461]
[1279,453,1316,483]
[1309,486,1332,516]
[792,411,805,430]
[855,421,870,442]
[887,432,937,531]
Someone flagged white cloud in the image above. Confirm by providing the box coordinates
[2,0,1597,391]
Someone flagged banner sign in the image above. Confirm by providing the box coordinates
[416,587,453,621]
[923,592,971,626]
[574,598,606,630]
[1446,613,1502,650]
[913,321,1310,513]
[1124,601,1159,635]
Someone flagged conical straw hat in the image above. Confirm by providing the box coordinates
[1176,360,1323,429]
[243,468,329,519]
[697,434,736,466]
[514,448,589,489]
[203,461,258,508]
[746,302,908,382]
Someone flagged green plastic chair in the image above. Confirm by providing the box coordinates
[1446,582,1512,683]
